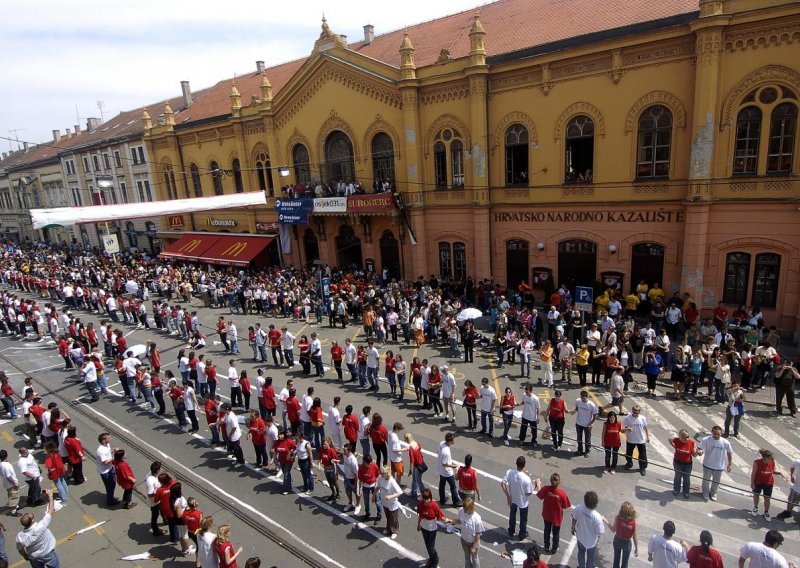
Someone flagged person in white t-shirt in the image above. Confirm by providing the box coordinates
[648,520,688,568]
[436,433,460,506]
[145,461,165,537]
[388,422,406,485]
[326,397,343,449]
[698,425,733,501]
[478,378,497,437]
[571,491,607,568]
[622,405,650,475]
[500,455,540,541]
[519,385,540,448]
[571,391,599,457]
[739,530,791,568]
[776,458,800,520]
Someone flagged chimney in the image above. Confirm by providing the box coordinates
[256,60,265,73]
[52,129,61,142]
[65,128,72,137]
[74,123,80,134]
[181,80,193,108]
[1,153,6,159]
[363,24,374,45]
[341,34,347,43]
[86,117,100,132]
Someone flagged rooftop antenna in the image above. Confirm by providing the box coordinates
[7,129,24,152]
[75,104,85,124]
[97,100,105,122]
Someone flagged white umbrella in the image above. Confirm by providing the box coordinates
[456,308,483,322]
[129,344,147,358]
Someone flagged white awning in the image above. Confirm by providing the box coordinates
[31,191,267,229]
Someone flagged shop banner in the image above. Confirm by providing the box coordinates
[313,197,347,213]
[347,193,396,214]
[276,199,313,225]
[256,221,279,233]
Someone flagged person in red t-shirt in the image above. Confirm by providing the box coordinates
[367,414,389,469]
[536,472,572,554]
[262,377,276,418]
[750,448,788,520]
[341,405,360,453]
[603,411,623,475]
[63,425,86,484]
[182,497,203,548]
[669,429,698,498]
[246,410,267,469]
[608,501,638,567]
[319,436,341,501]
[417,488,447,567]
[285,390,301,437]
[686,530,723,568]
[240,371,251,412]
[456,454,481,503]
[155,473,177,541]
[113,449,137,509]
[357,454,381,521]
[44,442,69,504]
[214,524,242,568]
[331,341,344,381]
[274,430,297,494]
[204,394,221,445]
[548,391,567,450]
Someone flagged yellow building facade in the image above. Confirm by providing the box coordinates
[145,0,800,335]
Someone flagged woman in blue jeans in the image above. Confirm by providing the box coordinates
[295,432,315,494]
[669,429,698,498]
[608,501,638,568]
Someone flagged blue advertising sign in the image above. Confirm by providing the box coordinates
[575,286,594,312]
[276,199,313,225]
[321,277,331,315]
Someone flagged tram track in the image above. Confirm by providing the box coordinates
[0,348,330,568]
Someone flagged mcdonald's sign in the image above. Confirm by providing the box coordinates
[220,241,248,257]
[178,239,203,253]
[168,215,185,229]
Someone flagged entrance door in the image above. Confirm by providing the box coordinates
[558,239,597,294]
[336,225,363,270]
[379,230,401,280]
[630,243,665,292]
[303,229,319,266]
[506,240,529,288]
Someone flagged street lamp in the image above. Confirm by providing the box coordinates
[278,166,290,177]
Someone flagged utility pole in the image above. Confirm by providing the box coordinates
[97,100,105,122]
[7,129,24,152]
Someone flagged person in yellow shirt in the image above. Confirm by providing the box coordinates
[575,344,590,387]
[647,283,665,305]
[624,293,640,317]
[540,340,554,387]
[594,291,610,318]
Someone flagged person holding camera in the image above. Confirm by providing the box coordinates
[774,360,798,417]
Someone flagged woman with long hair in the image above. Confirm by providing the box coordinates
[214,524,243,568]
[417,488,446,567]
[462,379,479,431]
[367,413,389,468]
[546,390,567,450]
[196,516,219,568]
[427,365,443,417]
[608,501,638,568]
[686,530,723,568]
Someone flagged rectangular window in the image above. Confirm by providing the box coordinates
[143,180,152,201]
[434,143,447,189]
[119,182,128,203]
[453,242,467,282]
[752,253,780,308]
[722,252,750,305]
[137,181,145,201]
[93,155,100,171]
[83,157,90,173]
[438,242,452,279]
[114,151,122,168]
[131,147,139,165]
[71,186,81,206]
[138,147,145,164]
[103,153,110,169]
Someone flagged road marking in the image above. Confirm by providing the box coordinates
[1,431,13,442]
[83,513,105,535]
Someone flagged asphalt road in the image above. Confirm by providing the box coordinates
[0,294,798,567]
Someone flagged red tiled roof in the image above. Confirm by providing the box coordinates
[349,0,698,67]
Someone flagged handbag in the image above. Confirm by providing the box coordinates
[415,461,428,474]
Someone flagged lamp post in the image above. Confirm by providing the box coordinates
[95,175,118,263]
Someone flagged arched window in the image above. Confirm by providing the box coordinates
[636,105,673,178]
[767,103,797,173]
[232,159,244,193]
[453,242,467,282]
[434,141,447,189]
[162,164,177,200]
[209,161,223,195]
[324,131,355,184]
[433,129,465,190]
[371,133,395,186]
[505,124,529,186]
[565,115,594,182]
[723,252,751,305]
[752,253,780,308]
[190,164,202,197]
[292,144,311,185]
[255,151,274,195]
[733,107,761,175]
[438,242,452,278]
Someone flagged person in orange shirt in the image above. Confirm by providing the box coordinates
[540,340,554,387]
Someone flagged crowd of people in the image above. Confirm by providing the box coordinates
[0,242,796,568]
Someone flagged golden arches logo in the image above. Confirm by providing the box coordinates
[169,215,184,228]
[178,239,203,253]
[221,242,247,257]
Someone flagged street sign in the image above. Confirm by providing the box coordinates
[575,286,593,312]
[102,234,120,254]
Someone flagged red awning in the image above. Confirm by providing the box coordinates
[196,236,273,267]
[159,234,222,262]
